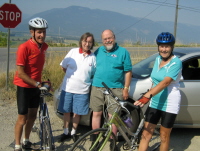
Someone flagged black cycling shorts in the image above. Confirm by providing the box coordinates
[145,107,177,128]
[17,86,40,115]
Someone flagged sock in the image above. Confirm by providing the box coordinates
[15,144,21,149]
[71,128,76,135]
[64,128,69,135]
[23,138,29,144]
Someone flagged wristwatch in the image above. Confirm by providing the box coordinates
[35,82,40,87]
[124,86,129,90]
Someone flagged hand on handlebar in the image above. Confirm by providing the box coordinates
[123,89,129,100]
[41,79,53,92]
[134,96,150,107]
[134,90,152,107]
[39,86,48,91]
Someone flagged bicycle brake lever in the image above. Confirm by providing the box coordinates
[103,90,109,95]
[120,101,130,115]
[97,89,110,95]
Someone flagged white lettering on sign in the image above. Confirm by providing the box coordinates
[10,12,15,21]
[5,11,9,20]
[0,10,3,20]
[0,10,21,21]
[16,12,20,21]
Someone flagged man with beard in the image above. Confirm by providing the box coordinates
[90,29,132,150]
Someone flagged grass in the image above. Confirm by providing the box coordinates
[0,50,149,101]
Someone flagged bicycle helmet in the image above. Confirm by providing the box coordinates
[156,32,175,45]
[29,17,48,30]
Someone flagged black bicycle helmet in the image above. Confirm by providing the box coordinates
[156,32,175,45]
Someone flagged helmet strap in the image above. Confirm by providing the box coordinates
[33,29,42,48]
[158,45,174,61]
[160,52,174,61]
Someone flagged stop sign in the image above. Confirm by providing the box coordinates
[0,3,22,28]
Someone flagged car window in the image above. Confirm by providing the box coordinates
[182,57,200,80]
[132,52,185,79]
[132,53,158,79]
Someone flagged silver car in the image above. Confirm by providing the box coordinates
[53,47,200,129]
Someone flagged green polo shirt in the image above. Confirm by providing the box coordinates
[92,43,132,88]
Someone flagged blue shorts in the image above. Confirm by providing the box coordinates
[58,90,89,115]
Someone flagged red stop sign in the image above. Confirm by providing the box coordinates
[0,3,22,28]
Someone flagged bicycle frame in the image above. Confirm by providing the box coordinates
[94,82,147,150]
[32,92,55,150]
[71,82,160,151]
[39,95,55,149]
[91,101,145,151]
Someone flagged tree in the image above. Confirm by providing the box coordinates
[0,32,7,47]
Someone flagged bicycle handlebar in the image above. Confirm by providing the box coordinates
[102,82,139,110]
[41,79,54,92]
[39,80,53,97]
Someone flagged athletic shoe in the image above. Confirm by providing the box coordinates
[14,148,22,151]
[72,134,79,142]
[22,141,40,150]
[57,133,71,142]
[110,140,119,151]
[90,134,98,141]
[89,134,100,150]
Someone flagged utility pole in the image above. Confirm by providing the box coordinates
[174,0,179,39]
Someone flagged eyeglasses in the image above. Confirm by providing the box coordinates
[82,41,93,45]
[103,36,114,41]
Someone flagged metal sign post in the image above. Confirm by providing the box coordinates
[0,0,22,90]
[6,27,10,90]
[6,0,11,90]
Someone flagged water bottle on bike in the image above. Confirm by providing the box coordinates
[122,114,133,128]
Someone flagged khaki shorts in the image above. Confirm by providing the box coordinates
[90,86,123,114]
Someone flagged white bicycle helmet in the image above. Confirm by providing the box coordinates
[29,17,48,29]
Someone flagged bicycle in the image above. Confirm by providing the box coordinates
[70,82,160,151]
[32,81,56,151]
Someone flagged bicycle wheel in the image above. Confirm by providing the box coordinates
[70,128,116,151]
[42,117,54,151]
[148,128,161,151]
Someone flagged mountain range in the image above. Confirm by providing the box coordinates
[1,6,200,44]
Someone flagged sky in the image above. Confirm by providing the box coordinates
[0,0,200,26]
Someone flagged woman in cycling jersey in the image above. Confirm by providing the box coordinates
[134,32,182,151]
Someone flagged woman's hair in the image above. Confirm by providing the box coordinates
[79,32,95,49]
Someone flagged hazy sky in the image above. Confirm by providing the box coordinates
[1,0,200,26]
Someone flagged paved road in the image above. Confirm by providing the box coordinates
[0,47,73,73]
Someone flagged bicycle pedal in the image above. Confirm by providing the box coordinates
[122,142,130,150]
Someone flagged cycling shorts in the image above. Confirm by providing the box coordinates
[17,86,40,115]
[145,107,177,128]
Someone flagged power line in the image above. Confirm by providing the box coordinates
[129,0,200,13]
[116,0,200,36]
[116,0,169,35]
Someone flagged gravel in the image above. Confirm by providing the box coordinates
[1,100,200,151]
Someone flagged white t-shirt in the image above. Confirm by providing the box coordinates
[60,48,96,94]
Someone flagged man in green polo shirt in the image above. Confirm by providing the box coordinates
[90,29,132,150]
